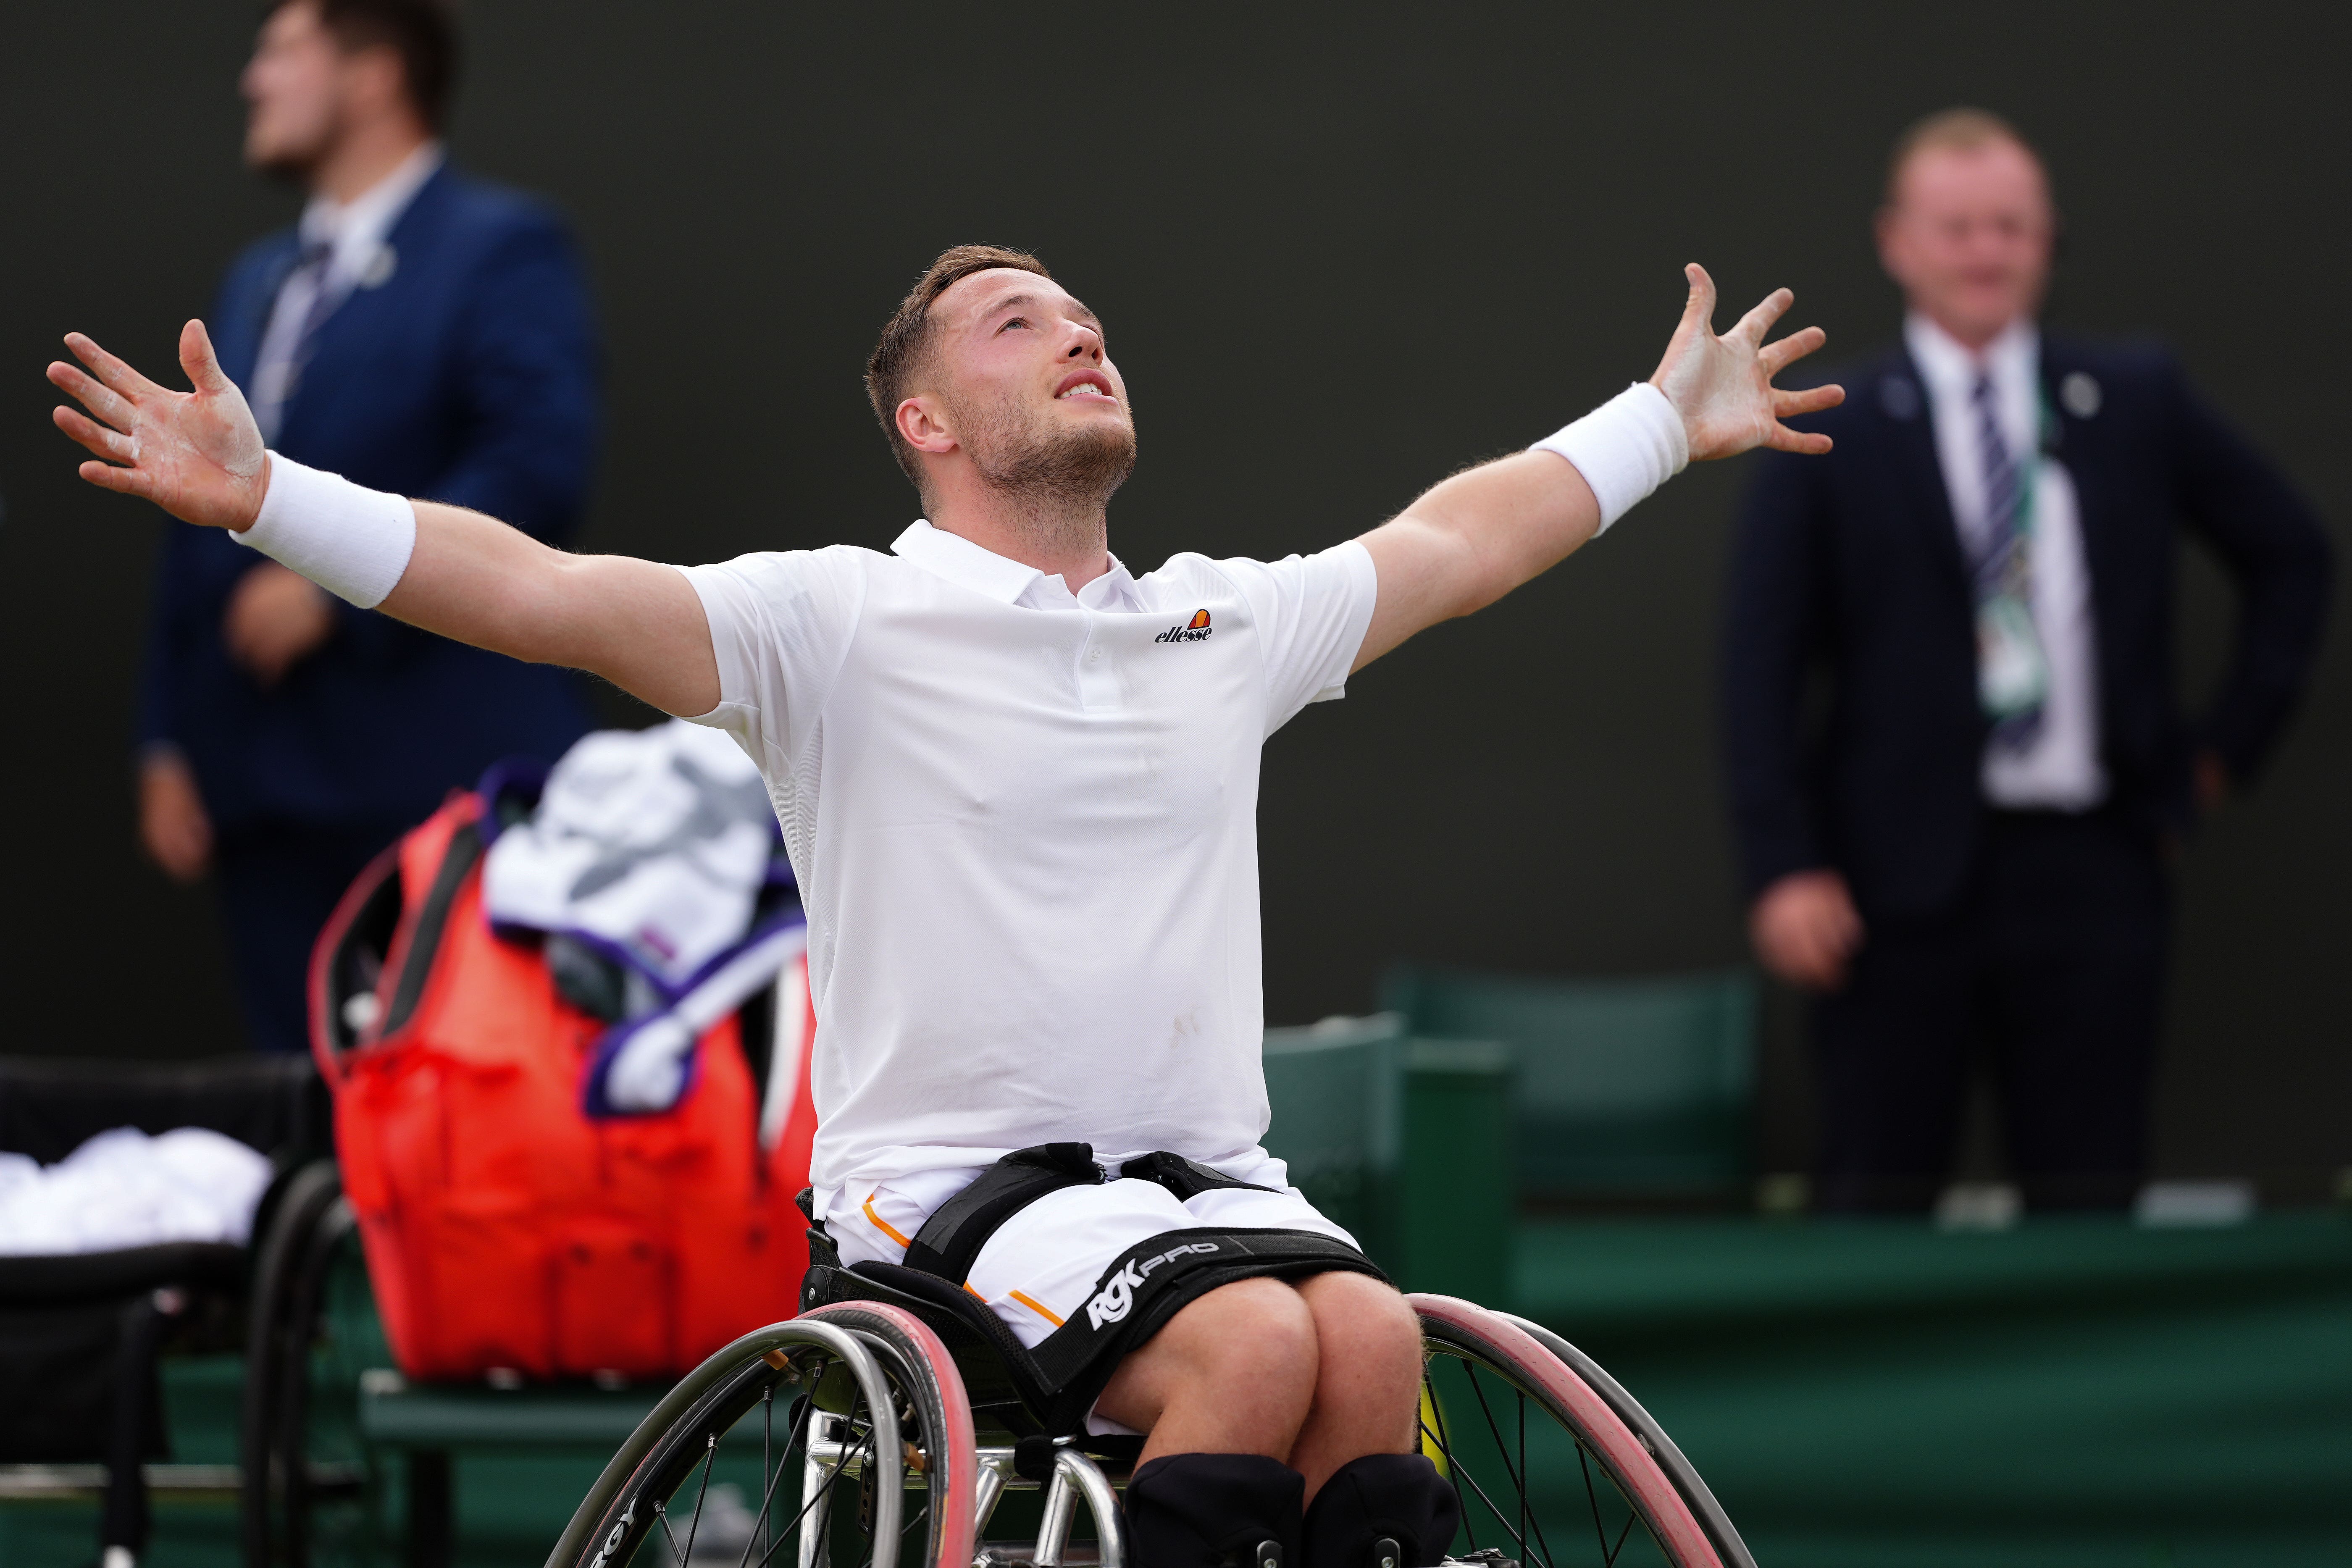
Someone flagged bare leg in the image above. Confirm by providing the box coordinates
[1286,1273,1423,1497]
[1096,1277,1320,1466]
[1095,1272,1424,1498]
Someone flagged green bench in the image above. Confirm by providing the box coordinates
[1382,964,1760,1206]
[1261,1012,1514,1306]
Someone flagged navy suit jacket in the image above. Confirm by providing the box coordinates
[138,164,598,834]
[1723,333,2331,920]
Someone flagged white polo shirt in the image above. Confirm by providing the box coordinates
[676,521,1378,1219]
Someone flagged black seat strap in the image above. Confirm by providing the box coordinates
[1117,1150,1279,1201]
[901,1142,1103,1282]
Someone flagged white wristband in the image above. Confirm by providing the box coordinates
[232,454,418,609]
[1529,382,1690,535]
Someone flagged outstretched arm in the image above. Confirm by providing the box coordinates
[1351,264,1844,670]
[49,320,719,717]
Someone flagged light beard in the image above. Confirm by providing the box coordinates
[955,392,1138,554]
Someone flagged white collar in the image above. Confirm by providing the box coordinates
[1904,311,2038,398]
[298,140,445,273]
[890,520,1140,611]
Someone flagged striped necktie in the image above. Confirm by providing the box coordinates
[1970,370,2043,748]
[253,239,336,444]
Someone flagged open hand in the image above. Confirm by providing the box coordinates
[49,320,269,529]
[1650,265,1845,462]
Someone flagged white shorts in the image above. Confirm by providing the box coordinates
[830,1149,1360,1430]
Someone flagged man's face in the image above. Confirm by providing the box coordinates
[241,3,352,177]
[915,268,1137,502]
[1877,139,2055,346]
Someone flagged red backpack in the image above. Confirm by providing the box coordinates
[308,786,816,1382]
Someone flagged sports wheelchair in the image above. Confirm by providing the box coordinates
[542,1256,1756,1568]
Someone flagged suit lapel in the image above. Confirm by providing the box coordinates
[2038,334,2109,575]
[280,166,449,433]
[221,236,304,390]
[2037,334,2116,700]
[1879,347,1971,596]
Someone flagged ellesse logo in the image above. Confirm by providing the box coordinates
[1155,609,1212,644]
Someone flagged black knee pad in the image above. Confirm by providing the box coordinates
[1127,1453,1304,1568]
[1302,1453,1461,1568]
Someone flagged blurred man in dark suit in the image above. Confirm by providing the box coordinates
[1723,109,2330,1211]
[137,0,597,1054]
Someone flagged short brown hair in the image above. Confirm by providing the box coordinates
[1884,107,2042,205]
[268,0,460,131]
[864,244,1054,491]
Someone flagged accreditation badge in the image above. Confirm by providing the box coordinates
[1976,591,2048,720]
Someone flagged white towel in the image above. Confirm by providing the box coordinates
[482,719,781,993]
[0,1127,274,1255]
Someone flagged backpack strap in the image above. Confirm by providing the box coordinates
[375,817,484,1040]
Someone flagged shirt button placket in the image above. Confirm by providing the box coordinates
[1078,620,1119,711]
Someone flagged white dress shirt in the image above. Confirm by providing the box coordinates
[675,521,1380,1210]
[249,140,445,441]
[1905,313,2108,810]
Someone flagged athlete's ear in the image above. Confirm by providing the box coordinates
[896,395,957,456]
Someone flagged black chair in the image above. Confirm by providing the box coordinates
[0,1053,328,1568]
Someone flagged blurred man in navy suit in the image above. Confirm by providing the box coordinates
[137,0,597,1054]
[1724,110,2330,1211]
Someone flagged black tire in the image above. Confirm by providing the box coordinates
[241,1160,344,1568]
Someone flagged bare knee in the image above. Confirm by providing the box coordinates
[1099,1277,1322,1453]
[1303,1273,1422,1374]
[1296,1273,1424,1467]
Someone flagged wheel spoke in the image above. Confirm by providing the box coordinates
[1418,1414,1527,1563]
[749,1416,874,1568]
[680,1434,718,1565]
[1463,1363,1551,1568]
[1518,1392,1529,1568]
[1576,1444,1614,1567]
[657,1503,688,1568]
[1421,1371,1479,1553]
[737,1391,818,1568]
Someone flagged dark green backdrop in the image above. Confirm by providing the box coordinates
[3,3,2345,1193]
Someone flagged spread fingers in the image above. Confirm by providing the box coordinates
[1730,287,1795,346]
[54,404,138,463]
[1774,382,1845,418]
[47,360,138,431]
[1766,422,1834,455]
[1758,325,1829,377]
[62,332,166,404]
[76,458,156,499]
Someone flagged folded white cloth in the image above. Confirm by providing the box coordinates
[482,719,781,993]
[0,1127,274,1256]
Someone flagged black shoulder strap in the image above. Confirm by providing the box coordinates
[901,1142,1101,1283]
[378,820,483,1039]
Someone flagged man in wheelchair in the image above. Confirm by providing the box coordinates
[50,244,1837,1568]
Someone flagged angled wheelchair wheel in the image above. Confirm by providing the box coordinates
[1410,1295,1753,1568]
[545,1303,977,1568]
